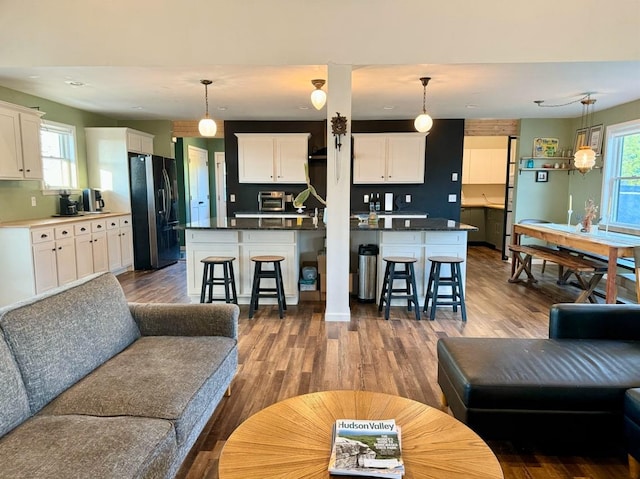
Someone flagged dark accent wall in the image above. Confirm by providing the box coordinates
[224,121,326,214]
[351,119,464,220]
[223,119,464,220]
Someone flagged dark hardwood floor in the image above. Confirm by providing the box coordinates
[117,246,629,479]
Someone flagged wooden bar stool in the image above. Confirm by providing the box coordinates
[423,256,466,321]
[200,256,238,304]
[378,256,421,320]
[249,255,287,319]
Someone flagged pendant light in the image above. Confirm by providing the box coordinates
[574,94,596,174]
[414,77,433,133]
[198,79,217,137]
[310,79,326,110]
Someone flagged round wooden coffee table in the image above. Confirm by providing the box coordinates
[218,390,503,479]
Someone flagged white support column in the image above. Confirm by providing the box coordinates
[324,63,352,322]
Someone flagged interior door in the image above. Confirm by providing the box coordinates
[214,152,227,221]
[188,145,210,224]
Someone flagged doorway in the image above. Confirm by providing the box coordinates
[214,152,227,220]
[187,145,210,224]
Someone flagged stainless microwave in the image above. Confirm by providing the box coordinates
[258,191,287,212]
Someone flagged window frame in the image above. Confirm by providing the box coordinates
[40,119,78,193]
[601,118,640,236]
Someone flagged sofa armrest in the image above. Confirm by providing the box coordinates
[549,303,640,340]
[128,303,239,339]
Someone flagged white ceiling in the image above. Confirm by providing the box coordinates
[0,62,638,122]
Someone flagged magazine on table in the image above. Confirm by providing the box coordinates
[328,418,404,478]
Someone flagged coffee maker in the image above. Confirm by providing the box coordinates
[83,188,105,212]
[59,191,79,216]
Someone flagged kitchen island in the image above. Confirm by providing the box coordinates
[184,217,476,306]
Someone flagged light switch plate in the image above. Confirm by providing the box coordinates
[31,196,36,207]
[448,194,457,202]
[230,194,236,202]
[405,194,411,203]
[452,173,458,181]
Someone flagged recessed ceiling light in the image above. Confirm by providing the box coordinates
[28,75,40,79]
[383,106,395,110]
[298,106,309,110]
[217,106,228,111]
[131,106,144,110]
[465,104,479,109]
[64,80,85,87]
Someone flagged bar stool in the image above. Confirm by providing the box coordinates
[200,256,238,304]
[423,256,466,321]
[249,255,287,319]
[378,256,421,320]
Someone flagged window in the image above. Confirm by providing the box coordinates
[40,120,78,190]
[602,119,640,234]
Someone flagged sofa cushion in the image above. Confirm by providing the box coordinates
[0,273,140,413]
[0,331,30,437]
[41,335,237,446]
[438,337,640,411]
[0,414,175,479]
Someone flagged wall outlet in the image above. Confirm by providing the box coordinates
[405,194,411,203]
[448,194,457,203]
[31,196,36,207]
[230,194,236,202]
[364,194,369,203]
[452,172,458,181]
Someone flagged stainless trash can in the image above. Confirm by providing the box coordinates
[358,244,379,303]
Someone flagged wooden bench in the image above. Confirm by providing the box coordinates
[508,244,608,303]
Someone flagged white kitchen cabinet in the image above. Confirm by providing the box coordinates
[106,215,133,272]
[352,133,426,184]
[0,100,44,180]
[377,230,468,305]
[184,228,299,304]
[127,130,154,154]
[32,239,58,294]
[85,127,155,213]
[236,133,310,183]
[31,227,77,294]
[462,148,507,184]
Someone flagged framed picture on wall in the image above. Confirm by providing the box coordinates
[588,124,604,155]
[574,127,588,154]
[536,170,548,182]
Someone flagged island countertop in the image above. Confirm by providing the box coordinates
[183,217,477,232]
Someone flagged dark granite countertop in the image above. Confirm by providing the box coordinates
[183,217,477,232]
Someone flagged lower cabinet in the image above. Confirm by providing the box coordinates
[378,230,468,305]
[0,215,134,307]
[106,216,134,272]
[185,229,299,304]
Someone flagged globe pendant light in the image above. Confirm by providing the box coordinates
[414,77,433,133]
[198,79,217,137]
[310,79,326,110]
[573,95,596,174]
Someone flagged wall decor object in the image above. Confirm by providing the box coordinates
[574,127,588,154]
[536,170,548,182]
[533,137,559,157]
[588,124,604,155]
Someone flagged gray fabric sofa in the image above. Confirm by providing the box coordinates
[0,272,239,479]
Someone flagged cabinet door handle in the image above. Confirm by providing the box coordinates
[19,168,24,172]
[80,227,87,232]
[110,222,116,227]
[26,169,30,172]
[96,225,102,229]
[41,233,48,239]
[51,247,56,252]
[58,246,62,250]
[62,230,68,235]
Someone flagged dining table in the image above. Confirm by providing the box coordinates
[512,223,640,304]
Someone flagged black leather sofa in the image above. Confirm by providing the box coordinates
[437,304,640,454]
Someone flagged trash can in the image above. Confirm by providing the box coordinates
[358,244,379,303]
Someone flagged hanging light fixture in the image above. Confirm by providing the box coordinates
[310,79,326,110]
[198,79,217,137]
[414,77,433,133]
[574,94,596,174]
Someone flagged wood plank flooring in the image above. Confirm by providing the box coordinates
[117,246,630,479]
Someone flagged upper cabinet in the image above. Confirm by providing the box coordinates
[352,133,426,184]
[126,130,154,154]
[236,133,310,183]
[462,148,507,184]
[0,100,45,180]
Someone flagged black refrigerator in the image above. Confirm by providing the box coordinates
[129,154,180,269]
